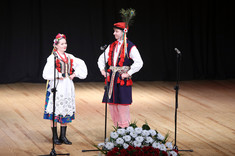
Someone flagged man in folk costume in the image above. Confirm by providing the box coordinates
[98,9,143,128]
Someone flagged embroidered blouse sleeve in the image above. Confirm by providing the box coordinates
[70,54,88,79]
[97,45,110,71]
[127,46,144,76]
[42,54,62,80]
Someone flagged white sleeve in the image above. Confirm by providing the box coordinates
[97,46,110,71]
[70,54,88,79]
[42,55,62,80]
[127,46,144,76]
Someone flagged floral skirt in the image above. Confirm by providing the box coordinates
[43,113,75,124]
[43,82,75,124]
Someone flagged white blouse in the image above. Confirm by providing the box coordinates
[43,53,87,81]
[42,52,87,117]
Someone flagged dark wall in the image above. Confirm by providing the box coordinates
[1,0,235,83]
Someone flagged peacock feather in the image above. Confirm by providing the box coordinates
[119,8,136,58]
[120,8,136,28]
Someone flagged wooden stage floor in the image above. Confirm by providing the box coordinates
[0,80,235,156]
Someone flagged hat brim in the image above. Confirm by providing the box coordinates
[113,26,124,30]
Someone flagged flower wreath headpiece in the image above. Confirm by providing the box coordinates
[53,33,66,46]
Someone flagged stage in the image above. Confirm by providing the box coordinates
[0,80,235,156]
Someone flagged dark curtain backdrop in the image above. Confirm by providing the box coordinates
[1,0,235,83]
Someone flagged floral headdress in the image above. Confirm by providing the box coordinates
[53,33,66,46]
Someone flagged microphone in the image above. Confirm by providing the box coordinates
[174,48,181,55]
[100,44,107,51]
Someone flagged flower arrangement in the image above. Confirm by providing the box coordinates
[95,121,178,156]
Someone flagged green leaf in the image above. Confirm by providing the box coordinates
[93,144,108,154]
[129,120,138,128]
[142,120,150,130]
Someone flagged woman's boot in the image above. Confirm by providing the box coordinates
[51,127,62,145]
[59,126,72,145]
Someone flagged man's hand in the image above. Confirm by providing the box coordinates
[121,73,130,79]
[101,70,110,78]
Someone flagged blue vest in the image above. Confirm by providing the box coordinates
[102,40,135,105]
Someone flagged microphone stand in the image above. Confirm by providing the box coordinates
[173,48,193,153]
[82,45,108,153]
[103,45,109,143]
[40,52,70,156]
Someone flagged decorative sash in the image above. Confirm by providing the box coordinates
[108,66,130,99]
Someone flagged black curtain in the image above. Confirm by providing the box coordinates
[1,0,235,83]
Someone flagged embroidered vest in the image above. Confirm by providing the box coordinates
[55,54,74,77]
[106,40,135,86]
[108,40,134,67]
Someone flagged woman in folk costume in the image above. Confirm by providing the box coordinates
[98,9,143,128]
[43,33,88,145]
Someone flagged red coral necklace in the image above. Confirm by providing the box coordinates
[56,51,68,63]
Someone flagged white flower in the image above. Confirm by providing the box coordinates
[123,135,131,142]
[166,142,173,150]
[105,142,114,150]
[130,131,138,138]
[135,127,142,134]
[168,151,178,156]
[126,126,134,133]
[96,123,172,154]
[135,136,144,143]
[116,138,124,145]
[160,143,167,151]
[123,143,129,149]
[157,133,165,140]
[152,142,161,149]
[141,130,150,137]
[110,132,119,139]
[98,143,105,147]
[145,136,154,144]
[117,128,126,136]
[105,138,109,142]
[133,140,141,147]
[149,129,157,136]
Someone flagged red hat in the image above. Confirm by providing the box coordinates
[113,22,129,30]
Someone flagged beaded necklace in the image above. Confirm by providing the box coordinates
[56,51,68,63]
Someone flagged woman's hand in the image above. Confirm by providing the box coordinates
[57,77,64,80]
[69,73,76,80]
